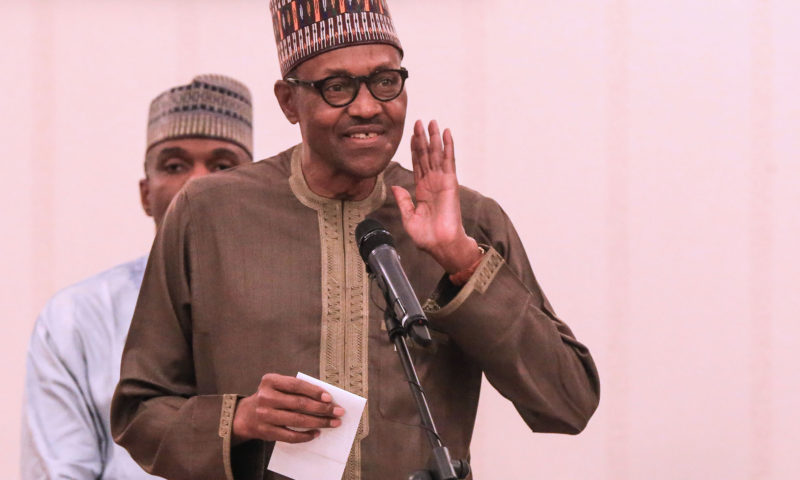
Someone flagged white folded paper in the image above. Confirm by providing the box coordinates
[267,372,367,480]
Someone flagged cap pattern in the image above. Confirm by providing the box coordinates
[147,74,253,157]
[270,0,403,76]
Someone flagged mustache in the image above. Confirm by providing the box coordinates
[341,118,387,129]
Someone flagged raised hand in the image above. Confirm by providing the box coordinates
[232,373,344,445]
[392,120,482,274]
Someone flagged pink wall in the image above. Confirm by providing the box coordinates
[2,1,799,478]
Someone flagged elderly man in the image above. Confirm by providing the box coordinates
[112,2,600,480]
[22,74,253,479]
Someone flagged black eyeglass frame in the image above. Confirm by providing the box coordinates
[285,68,409,108]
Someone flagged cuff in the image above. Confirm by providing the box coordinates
[218,394,239,480]
[423,246,505,318]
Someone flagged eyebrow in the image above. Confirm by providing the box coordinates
[155,147,189,163]
[210,148,244,162]
[319,63,399,77]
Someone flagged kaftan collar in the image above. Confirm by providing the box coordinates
[288,144,387,212]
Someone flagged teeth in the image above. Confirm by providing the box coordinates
[349,132,378,139]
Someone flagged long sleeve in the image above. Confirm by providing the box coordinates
[22,303,106,479]
[426,196,600,434]
[111,191,234,480]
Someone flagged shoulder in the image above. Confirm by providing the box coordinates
[34,257,146,341]
[383,161,414,187]
[183,147,294,199]
[166,148,296,225]
[459,185,505,222]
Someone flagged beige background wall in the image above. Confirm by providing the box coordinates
[2,1,799,478]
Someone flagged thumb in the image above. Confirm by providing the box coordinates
[391,186,415,222]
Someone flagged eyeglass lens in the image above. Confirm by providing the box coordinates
[322,70,404,106]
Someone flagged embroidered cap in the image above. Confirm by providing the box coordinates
[270,0,403,77]
[146,74,253,157]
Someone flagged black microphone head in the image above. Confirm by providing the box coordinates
[356,219,394,262]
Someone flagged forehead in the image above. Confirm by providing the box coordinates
[295,44,403,78]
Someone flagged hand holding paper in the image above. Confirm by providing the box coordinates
[268,373,367,480]
[231,373,345,445]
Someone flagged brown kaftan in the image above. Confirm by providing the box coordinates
[112,145,599,480]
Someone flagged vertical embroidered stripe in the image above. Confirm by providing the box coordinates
[288,145,386,479]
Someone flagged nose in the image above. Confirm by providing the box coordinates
[345,82,382,119]
[189,164,212,179]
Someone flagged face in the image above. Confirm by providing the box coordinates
[140,137,250,227]
[276,44,407,188]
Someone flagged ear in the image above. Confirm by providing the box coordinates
[274,80,299,124]
[139,178,153,217]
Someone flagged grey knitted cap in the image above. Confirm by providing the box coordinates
[147,74,253,157]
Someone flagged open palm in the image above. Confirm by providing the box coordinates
[392,120,479,274]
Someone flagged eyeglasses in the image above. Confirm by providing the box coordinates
[285,68,409,108]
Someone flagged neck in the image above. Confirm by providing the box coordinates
[301,151,378,201]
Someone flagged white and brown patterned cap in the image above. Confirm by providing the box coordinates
[270,0,403,77]
[146,74,253,157]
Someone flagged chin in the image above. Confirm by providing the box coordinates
[346,153,393,178]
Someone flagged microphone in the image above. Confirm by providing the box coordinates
[356,219,432,346]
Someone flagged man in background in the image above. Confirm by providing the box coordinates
[21,74,254,479]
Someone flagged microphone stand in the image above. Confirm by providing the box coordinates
[380,290,471,480]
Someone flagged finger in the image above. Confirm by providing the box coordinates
[391,186,415,223]
[262,374,332,403]
[259,388,344,417]
[410,132,423,184]
[262,424,320,444]
[267,408,343,429]
[412,119,430,175]
[428,120,443,171]
[259,375,342,417]
[442,128,456,174]
[409,135,422,185]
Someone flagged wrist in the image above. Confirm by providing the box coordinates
[448,245,486,286]
[231,395,253,446]
[433,235,482,274]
